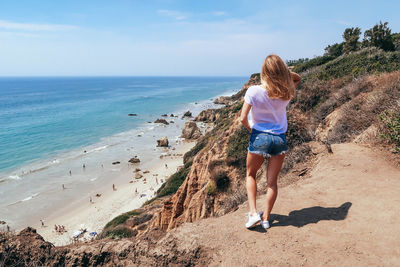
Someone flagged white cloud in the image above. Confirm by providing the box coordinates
[212,11,226,16]
[0,19,78,31]
[157,9,187,20]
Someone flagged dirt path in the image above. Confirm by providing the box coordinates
[165,143,400,266]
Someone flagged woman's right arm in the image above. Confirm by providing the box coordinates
[240,101,252,132]
[290,71,301,88]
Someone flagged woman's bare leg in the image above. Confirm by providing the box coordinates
[263,153,285,221]
[246,152,265,215]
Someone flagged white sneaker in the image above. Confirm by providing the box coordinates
[258,211,270,229]
[260,220,270,229]
[245,212,261,229]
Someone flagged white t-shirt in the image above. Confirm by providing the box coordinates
[244,85,289,134]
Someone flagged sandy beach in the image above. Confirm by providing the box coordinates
[34,140,195,246]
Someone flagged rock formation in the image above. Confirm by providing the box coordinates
[181,121,202,139]
[157,137,169,147]
[182,111,192,118]
[129,157,140,163]
[194,109,219,122]
[154,119,169,125]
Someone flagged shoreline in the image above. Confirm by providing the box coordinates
[35,141,195,246]
[0,84,239,245]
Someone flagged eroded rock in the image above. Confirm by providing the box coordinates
[181,121,202,139]
[157,137,169,147]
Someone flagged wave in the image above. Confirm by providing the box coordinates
[8,174,21,180]
[7,192,39,206]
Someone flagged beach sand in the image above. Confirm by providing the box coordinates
[35,141,195,246]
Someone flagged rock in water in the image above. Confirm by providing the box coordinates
[112,161,120,165]
[182,111,192,118]
[154,119,169,125]
[157,137,169,147]
[128,113,137,116]
[129,157,141,164]
[181,121,202,139]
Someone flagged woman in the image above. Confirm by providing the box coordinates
[240,54,301,229]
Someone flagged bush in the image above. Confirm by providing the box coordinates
[101,226,137,239]
[292,55,336,73]
[211,168,230,191]
[314,48,400,80]
[104,209,143,229]
[379,111,400,152]
[286,109,313,147]
[206,181,217,196]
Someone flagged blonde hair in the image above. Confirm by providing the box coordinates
[260,54,295,100]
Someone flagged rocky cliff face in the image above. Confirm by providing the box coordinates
[0,227,208,266]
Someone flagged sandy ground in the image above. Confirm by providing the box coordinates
[166,143,400,266]
[35,141,195,246]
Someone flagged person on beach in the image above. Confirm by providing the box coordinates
[240,54,301,229]
[69,170,72,176]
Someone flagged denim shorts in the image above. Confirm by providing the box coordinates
[248,129,288,157]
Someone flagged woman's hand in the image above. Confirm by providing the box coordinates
[240,101,252,132]
[290,71,301,88]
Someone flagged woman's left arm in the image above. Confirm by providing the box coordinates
[240,101,252,132]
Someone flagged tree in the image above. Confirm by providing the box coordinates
[342,27,361,54]
[363,21,395,51]
[324,42,343,57]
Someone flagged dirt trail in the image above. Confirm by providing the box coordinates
[164,143,400,266]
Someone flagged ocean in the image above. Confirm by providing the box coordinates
[0,76,247,230]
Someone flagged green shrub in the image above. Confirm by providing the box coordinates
[206,180,217,196]
[104,209,143,229]
[211,168,230,191]
[101,226,137,239]
[379,111,400,152]
[293,55,336,73]
[314,48,400,80]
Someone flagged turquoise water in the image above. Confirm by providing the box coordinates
[0,76,246,175]
[0,76,247,230]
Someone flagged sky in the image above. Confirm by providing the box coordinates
[0,0,399,76]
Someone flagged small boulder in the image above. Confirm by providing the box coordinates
[129,157,140,164]
[182,111,192,118]
[135,173,143,179]
[181,121,202,139]
[161,114,168,117]
[157,137,169,147]
[154,118,169,125]
[112,161,120,165]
